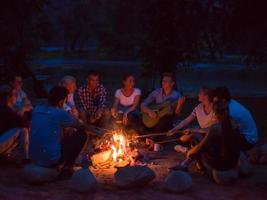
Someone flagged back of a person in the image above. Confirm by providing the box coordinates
[29,105,72,167]
[229,99,258,144]
[208,123,240,171]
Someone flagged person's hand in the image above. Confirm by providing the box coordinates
[23,103,32,112]
[175,109,182,116]
[148,109,157,119]
[122,112,128,125]
[183,129,191,135]
[64,127,77,136]
[175,96,186,115]
[186,148,194,158]
[95,109,103,120]
[111,108,117,118]
[89,117,97,124]
[70,108,79,118]
[178,96,186,105]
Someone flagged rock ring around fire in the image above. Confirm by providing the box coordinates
[69,168,97,193]
[114,166,156,188]
[164,171,193,193]
[24,164,59,184]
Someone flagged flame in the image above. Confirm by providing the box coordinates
[110,130,128,162]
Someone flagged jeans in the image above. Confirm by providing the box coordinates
[0,129,21,155]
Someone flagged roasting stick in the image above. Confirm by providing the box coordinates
[134,130,185,139]
[157,139,179,144]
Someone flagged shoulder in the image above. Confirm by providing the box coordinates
[115,89,122,97]
[77,85,87,92]
[134,88,141,95]
[97,84,107,92]
[192,103,202,113]
[151,88,161,95]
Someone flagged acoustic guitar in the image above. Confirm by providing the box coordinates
[142,101,176,128]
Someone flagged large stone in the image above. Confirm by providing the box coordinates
[212,169,238,185]
[114,166,156,188]
[91,150,112,166]
[24,164,59,184]
[238,152,253,176]
[69,168,97,193]
[164,171,192,193]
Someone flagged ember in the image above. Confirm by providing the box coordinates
[91,129,146,169]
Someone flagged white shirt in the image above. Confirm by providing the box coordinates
[229,99,258,144]
[191,103,217,129]
[63,93,76,111]
[115,88,141,107]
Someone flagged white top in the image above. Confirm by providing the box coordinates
[115,88,141,107]
[191,103,217,129]
[63,93,76,111]
[229,99,258,144]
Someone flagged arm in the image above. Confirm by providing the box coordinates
[175,96,186,115]
[187,127,216,158]
[170,113,196,132]
[111,97,120,117]
[141,90,157,118]
[95,86,107,120]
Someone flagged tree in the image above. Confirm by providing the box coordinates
[0,0,52,97]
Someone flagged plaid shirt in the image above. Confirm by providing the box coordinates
[75,84,107,119]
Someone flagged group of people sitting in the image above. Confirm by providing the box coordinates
[0,70,258,182]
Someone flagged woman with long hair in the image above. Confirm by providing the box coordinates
[171,100,240,176]
[187,100,240,171]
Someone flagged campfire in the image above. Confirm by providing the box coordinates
[91,129,147,169]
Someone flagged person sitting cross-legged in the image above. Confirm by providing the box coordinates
[141,72,186,134]
[167,87,218,153]
[0,85,30,163]
[75,70,110,128]
[170,100,240,177]
[29,86,93,178]
[111,73,142,129]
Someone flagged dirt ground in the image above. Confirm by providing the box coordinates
[1,149,267,200]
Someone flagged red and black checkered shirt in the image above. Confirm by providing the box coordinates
[75,84,107,118]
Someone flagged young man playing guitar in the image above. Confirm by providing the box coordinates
[141,72,186,134]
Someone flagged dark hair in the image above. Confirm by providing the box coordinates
[0,85,13,105]
[200,86,214,102]
[212,87,231,102]
[8,73,22,83]
[122,73,135,81]
[87,70,99,78]
[162,72,176,82]
[48,86,69,106]
[213,100,239,164]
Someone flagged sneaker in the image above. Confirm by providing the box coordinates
[174,145,188,153]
